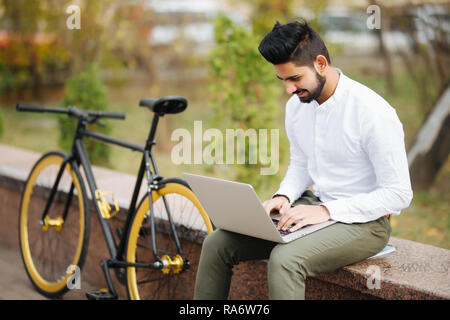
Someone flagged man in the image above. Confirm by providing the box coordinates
[194,21,413,300]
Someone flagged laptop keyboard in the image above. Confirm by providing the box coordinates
[272,219,294,236]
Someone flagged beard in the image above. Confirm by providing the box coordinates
[294,71,326,103]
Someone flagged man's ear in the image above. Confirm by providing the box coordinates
[314,55,328,75]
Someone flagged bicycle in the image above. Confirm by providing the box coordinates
[16,96,214,300]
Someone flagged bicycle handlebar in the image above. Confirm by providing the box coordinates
[16,104,126,121]
[85,110,126,120]
[16,104,68,114]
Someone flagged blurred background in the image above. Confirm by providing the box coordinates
[0,0,448,249]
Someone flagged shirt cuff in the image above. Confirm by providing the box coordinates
[272,194,291,203]
[272,188,299,206]
[322,199,351,223]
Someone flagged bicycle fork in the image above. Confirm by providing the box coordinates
[89,151,189,300]
[143,150,186,273]
[39,155,75,232]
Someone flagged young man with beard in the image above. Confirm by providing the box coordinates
[193,21,413,300]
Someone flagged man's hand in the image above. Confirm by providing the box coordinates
[277,205,331,232]
[262,195,291,216]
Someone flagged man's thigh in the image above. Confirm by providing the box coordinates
[269,216,391,276]
[203,228,277,263]
[291,190,322,206]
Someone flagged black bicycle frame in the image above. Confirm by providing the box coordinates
[17,102,192,298]
[41,112,184,266]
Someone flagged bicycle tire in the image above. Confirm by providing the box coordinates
[18,151,90,298]
[125,178,213,300]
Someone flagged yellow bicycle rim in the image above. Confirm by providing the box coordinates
[20,154,85,293]
[126,182,213,300]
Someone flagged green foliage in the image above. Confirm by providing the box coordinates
[246,0,295,36]
[0,38,70,96]
[0,0,154,97]
[59,64,110,166]
[208,15,287,192]
[0,108,3,139]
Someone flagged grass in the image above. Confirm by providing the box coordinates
[391,184,450,249]
[1,63,448,249]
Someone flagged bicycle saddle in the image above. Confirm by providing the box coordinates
[139,96,187,116]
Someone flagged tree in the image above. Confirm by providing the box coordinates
[391,3,449,115]
[0,0,154,97]
[408,85,450,190]
[208,15,287,192]
[389,3,450,188]
[370,1,395,93]
[0,109,3,139]
[245,0,295,36]
[0,0,71,98]
[59,64,111,166]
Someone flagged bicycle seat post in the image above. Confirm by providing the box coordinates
[145,114,159,151]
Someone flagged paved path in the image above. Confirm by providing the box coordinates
[0,144,127,300]
[0,143,203,299]
[0,245,98,300]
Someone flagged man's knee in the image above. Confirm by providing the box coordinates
[202,229,226,253]
[203,229,237,249]
[200,229,240,265]
[267,245,311,299]
[268,244,309,279]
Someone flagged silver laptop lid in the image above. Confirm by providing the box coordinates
[184,173,337,243]
[183,173,283,243]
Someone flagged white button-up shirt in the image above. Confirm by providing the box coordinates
[275,70,413,223]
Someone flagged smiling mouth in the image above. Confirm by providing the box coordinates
[296,89,308,97]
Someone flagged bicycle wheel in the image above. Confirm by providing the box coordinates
[19,151,90,298]
[125,178,213,300]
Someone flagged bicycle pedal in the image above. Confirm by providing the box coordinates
[85,290,117,300]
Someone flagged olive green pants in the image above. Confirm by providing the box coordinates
[194,190,391,300]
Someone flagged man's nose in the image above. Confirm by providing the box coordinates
[284,81,297,95]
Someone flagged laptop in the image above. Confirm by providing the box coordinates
[366,244,396,260]
[183,173,337,243]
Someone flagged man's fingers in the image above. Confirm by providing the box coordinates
[278,213,296,230]
[282,217,300,231]
[263,198,289,215]
[262,200,276,214]
[279,201,291,215]
[289,216,318,232]
[277,208,291,229]
[289,221,306,232]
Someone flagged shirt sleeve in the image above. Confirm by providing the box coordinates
[273,101,313,205]
[323,104,413,223]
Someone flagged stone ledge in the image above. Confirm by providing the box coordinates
[312,237,449,300]
[1,143,449,300]
[226,236,450,300]
[0,143,148,208]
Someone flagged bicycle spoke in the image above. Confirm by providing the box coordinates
[128,185,211,300]
[19,153,88,297]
